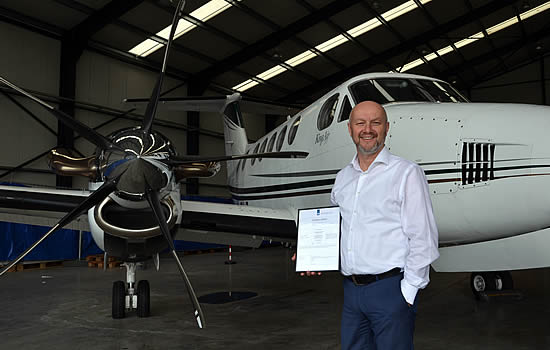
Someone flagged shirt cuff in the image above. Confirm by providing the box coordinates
[400,279,419,305]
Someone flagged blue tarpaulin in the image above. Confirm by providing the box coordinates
[0,222,102,261]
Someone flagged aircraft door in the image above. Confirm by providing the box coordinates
[387,115,462,195]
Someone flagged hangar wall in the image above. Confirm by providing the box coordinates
[470,55,550,105]
[0,20,268,198]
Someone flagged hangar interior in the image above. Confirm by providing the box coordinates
[0,0,550,349]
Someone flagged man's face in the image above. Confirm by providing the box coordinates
[347,102,389,156]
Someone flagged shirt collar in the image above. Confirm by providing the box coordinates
[350,146,390,172]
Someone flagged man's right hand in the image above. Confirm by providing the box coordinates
[291,253,322,276]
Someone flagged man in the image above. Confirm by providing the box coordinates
[298,101,439,349]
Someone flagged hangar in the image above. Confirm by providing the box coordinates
[0,0,550,348]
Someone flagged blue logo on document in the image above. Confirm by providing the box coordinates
[317,209,320,215]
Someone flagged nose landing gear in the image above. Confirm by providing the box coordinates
[111,262,151,318]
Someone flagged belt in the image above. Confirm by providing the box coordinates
[346,268,402,286]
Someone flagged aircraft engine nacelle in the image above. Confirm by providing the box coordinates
[93,195,178,239]
[174,161,221,181]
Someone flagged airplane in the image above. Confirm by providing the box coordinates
[136,71,550,300]
[1,0,549,329]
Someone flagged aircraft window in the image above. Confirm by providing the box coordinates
[414,79,468,102]
[349,80,389,105]
[266,132,277,153]
[317,94,339,131]
[288,116,301,145]
[338,96,352,122]
[351,78,469,105]
[276,125,287,151]
[258,138,268,162]
[251,143,260,166]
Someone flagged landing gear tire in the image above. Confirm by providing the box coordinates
[112,280,126,319]
[495,271,514,290]
[470,272,497,299]
[137,280,151,318]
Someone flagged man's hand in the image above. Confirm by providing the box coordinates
[291,253,322,276]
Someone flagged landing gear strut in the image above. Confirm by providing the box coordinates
[470,271,514,300]
[111,262,151,318]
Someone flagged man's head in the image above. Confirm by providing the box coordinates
[348,101,389,156]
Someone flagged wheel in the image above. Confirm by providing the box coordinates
[470,272,497,299]
[137,280,150,318]
[112,280,126,319]
[495,271,514,290]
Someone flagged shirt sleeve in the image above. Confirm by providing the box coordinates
[399,165,440,304]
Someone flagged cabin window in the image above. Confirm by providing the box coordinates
[266,132,277,153]
[317,94,339,131]
[251,143,260,166]
[338,96,352,122]
[258,138,268,162]
[288,116,301,145]
[276,125,287,151]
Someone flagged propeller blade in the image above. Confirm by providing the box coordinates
[145,186,205,329]
[141,0,186,137]
[166,151,309,165]
[0,177,119,277]
[0,76,124,153]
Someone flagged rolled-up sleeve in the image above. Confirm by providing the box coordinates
[399,165,440,304]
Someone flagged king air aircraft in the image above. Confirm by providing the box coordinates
[1,0,550,329]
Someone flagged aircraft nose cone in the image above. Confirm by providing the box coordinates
[108,158,166,194]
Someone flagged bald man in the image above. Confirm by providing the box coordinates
[330,101,439,349]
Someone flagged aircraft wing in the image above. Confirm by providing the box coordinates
[177,200,298,248]
[0,185,91,231]
[125,94,303,116]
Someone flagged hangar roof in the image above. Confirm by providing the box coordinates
[1,0,549,105]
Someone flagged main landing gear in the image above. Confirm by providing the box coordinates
[112,262,150,319]
[470,271,514,300]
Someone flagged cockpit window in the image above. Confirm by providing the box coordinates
[413,79,467,102]
[350,78,468,105]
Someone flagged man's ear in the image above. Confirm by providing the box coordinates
[347,122,352,137]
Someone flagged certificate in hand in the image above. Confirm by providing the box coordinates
[295,206,340,272]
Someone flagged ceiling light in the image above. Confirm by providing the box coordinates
[233,0,432,92]
[399,1,550,72]
[129,0,240,57]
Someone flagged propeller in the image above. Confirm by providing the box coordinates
[0,175,121,276]
[145,185,205,328]
[141,0,186,139]
[0,76,124,153]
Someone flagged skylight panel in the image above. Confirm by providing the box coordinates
[129,0,238,57]
[400,1,550,72]
[233,0,432,92]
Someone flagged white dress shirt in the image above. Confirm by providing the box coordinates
[330,147,440,304]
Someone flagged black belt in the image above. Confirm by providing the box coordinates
[346,268,402,286]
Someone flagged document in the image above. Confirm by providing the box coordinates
[295,206,340,272]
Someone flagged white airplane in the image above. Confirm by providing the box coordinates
[1,0,549,327]
[156,71,550,300]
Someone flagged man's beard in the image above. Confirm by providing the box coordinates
[357,140,383,155]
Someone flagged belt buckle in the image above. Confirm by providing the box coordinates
[351,275,364,286]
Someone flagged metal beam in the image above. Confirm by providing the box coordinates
[194,0,362,85]
[280,0,517,103]
[149,0,319,85]
[442,26,550,89]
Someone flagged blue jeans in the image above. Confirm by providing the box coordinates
[341,274,417,350]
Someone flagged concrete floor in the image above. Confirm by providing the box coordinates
[1,246,550,349]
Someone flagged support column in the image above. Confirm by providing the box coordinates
[57,35,78,188]
[186,83,205,195]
